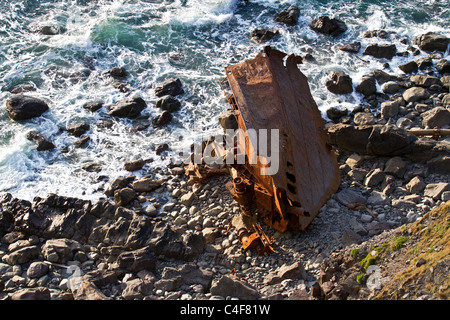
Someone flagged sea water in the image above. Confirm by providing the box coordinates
[0,0,448,201]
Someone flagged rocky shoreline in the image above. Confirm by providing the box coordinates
[1,5,449,301]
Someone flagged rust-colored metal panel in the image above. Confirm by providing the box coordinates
[223,46,340,232]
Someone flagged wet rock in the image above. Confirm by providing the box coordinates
[310,16,347,37]
[421,107,450,128]
[66,121,90,137]
[38,25,61,36]
[326,106,348,121]
[363,44,397,60]
[338,42,361,53]
[114,188,136,206]
[108,97,147,119]
[26,131,55,151]
[273,6,300,26]
[436,59,450,74]
[106,67,127,79]
[363,30,390,39]
[326,71,353,94]
[152,111,173,127]
[105,177,129,197]
[75,136,90,148]
[210,274,258,300]
[155,95,181,113]
[83,101,103,112]
[8,83,37,94]
[413,32,450,52]
[155,143,169,155]
[6,95,49,121]
[11,287,51,300]
[154,78,184,97]
[251,28,279,43]
[399,61,418,73]
[123,159,144,171]
[356,77,377,96]
[81,162,102,172]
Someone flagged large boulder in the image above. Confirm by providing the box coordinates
[421,107,450,128]
[402,87,430,103]
[310,16,347,37]
[356,76,377,96]
[363,44,397,60]
[155,95,181,113]
[154,78,184,97]
[413,32,450,52]
[328,124,418,156]
[6,95,49,121]
[274,6,300,26]
[325,71,353,94]
[108,97,146,118]
[437,59,450,74]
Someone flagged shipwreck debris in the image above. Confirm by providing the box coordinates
[186,46,341,254]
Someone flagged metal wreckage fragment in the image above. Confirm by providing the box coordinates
[185,46,341,255]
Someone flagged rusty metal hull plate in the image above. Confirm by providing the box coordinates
[224,46,341,231]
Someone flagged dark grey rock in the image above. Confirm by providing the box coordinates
[363,44,397,60]
[326,71,353,94]
[310,16,347,37]
[6,95,49,121]
[108,97,147,119]
[26,131,55,151]
[274,6,300,26]
[154,78,184,97]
